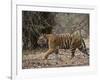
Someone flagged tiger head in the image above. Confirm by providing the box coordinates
[37,34,48,48]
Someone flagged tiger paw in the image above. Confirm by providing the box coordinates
[38,53,47,60]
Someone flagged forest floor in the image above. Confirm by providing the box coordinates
[22,39,89,69]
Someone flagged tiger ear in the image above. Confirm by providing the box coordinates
[41,33,46,37]
[40,33,46,37]
[40,33,44,36]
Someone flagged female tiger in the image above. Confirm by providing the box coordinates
[37,31,89,60]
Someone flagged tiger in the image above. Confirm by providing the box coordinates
[37,31,89,60]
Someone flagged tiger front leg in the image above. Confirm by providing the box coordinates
[41,49,55,60]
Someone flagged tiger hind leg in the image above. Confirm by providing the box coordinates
[70,48,76,59]
[78,46,89,57]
